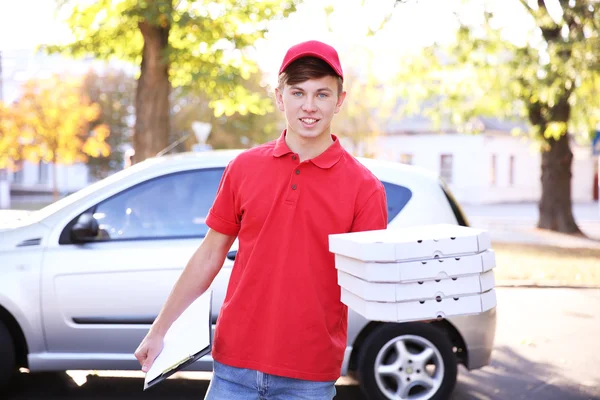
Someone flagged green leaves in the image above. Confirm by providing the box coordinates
[394,0,600,142]
[47,0,142,61]
[171,70,282,150]
[543,121,569,140]
[48,0,298,118]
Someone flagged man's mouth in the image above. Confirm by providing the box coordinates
[299,118,319,125]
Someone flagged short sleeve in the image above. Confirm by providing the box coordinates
[350,182,388,233]
[205,162,242,237]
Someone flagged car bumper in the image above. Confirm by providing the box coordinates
[448,306,497,370]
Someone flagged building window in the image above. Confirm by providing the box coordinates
[509,155,515,186]
[440,154,453,184]
[399,153,413,165]
[38,161,50,184]
[13,161,24,184]
[490,154,497,186]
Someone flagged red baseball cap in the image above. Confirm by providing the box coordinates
[278,40,344,81]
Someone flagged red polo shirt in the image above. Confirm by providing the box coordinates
[205,130,388,381]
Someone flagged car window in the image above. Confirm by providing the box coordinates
[91,168,225,241]
[381,181,412,223]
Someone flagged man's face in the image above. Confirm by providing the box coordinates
[275,75,346,140]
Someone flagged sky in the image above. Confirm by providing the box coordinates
[0,0,72,50]
[0,0,539,86]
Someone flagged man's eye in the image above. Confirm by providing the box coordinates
[318,93,328,98]
[292,92,302,97]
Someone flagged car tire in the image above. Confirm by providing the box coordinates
[0,320,17,390]
[357,322,458,400]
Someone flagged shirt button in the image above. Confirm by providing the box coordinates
[292,155,297,161]
[291,184,297,190]
[295,169,300,175]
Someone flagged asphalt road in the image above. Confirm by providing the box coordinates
[451,288,600,400]
[4,288,600,400]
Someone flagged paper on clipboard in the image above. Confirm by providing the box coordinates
[143,290,213,390]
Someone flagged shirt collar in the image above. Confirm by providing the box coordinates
[272,130,343,169]
[273,130,294,157]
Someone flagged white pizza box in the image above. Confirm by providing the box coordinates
[341,287,497,322]
[338,269,496,303]
[334,249,495,283]
[329,224,491,262]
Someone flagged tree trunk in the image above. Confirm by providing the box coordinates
[133,21,171,164]
[537,134,582,235]
[52,161,59,202]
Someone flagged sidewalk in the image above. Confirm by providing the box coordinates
[462,202,600,221]
[462,202,600,249]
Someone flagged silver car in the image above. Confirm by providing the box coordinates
[0,150,496,400]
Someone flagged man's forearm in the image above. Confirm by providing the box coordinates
[148,234,232,337]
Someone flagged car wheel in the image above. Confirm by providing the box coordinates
[0,320,17,390]
[357,323,458,400]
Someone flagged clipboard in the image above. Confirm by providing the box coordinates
[143,290,213,390]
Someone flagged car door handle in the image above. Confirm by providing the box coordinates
[226,251,237,261]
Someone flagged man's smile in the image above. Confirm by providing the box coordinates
[299,117,319,125]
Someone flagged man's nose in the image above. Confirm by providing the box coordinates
[302,95,317,112]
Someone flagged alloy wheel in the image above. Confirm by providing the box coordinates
[374,334,445,400]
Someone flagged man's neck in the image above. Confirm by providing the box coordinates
[284,129,334,162]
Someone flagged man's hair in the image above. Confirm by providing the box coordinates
[278,57,344,96]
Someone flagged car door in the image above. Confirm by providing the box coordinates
[40,167,233,357]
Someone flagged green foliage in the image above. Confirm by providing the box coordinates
[48,0,298,117]
[393,0,600,144]
[335,67,399,157]
[171,71,283,150]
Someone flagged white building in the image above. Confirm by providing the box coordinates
[342,117,598,206]
[9,160,89,195]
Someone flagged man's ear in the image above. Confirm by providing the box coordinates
[334,90,347,114]
[274,87,285,112]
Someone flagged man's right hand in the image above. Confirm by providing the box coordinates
[134,332,165,373]
[132,229,236,373]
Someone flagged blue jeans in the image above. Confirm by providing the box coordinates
[204,360,337,400]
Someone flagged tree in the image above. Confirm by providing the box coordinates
[322,1,404,156]
[393,0,600,234]
[334,64,399,158]
[170,71,284,151]
[2,75,110,199]
[82,68,137,179]
[48,0,298,164]
[0,102,26,170]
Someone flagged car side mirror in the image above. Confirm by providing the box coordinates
[71,212,99,243]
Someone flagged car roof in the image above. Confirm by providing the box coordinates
[145,150,441,184]
[135,150,455,229]
[28,147,459,239]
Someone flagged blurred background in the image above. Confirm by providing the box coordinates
[1,2,600,399]
[0,0,598,232]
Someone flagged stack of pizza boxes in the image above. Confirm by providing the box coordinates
[329,224,497,322]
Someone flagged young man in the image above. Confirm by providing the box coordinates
[134,40,388,399]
